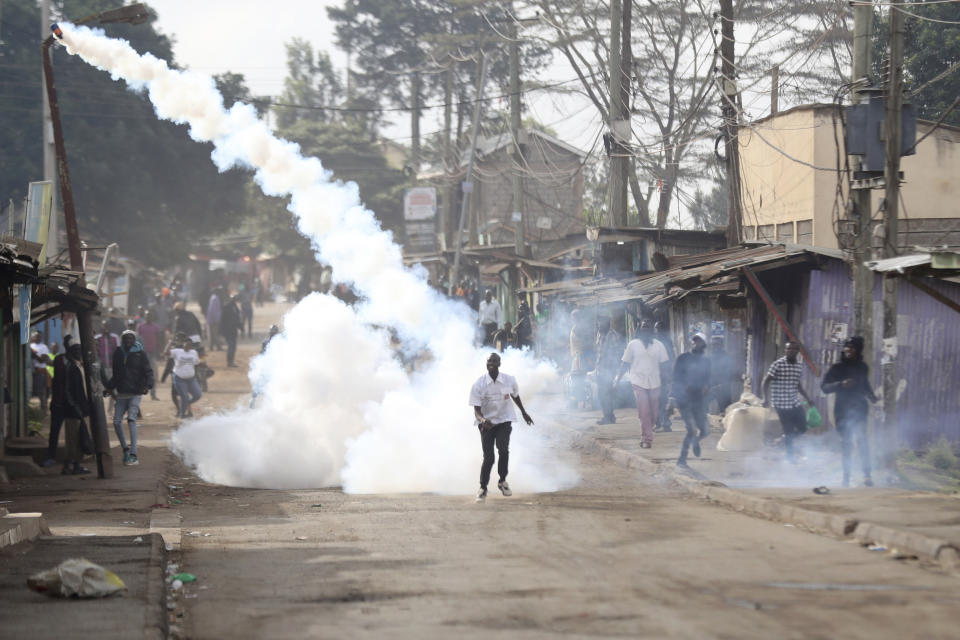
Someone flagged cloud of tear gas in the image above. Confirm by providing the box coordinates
[56,24,579,493]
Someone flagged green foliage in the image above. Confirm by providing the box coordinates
[873,4,960,126]
[0,0,253,266]
[274,38,348,130]
[925,437,959,473]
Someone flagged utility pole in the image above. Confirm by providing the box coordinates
[448,52,488,296]
[607,0,630,227]
[850,2,874,425]
[719,0,742,246]
[770,64,779,115]
[881,4,905,471]
[440,66,454,251]
[41,0,59,259]
[509,12,525,258]
[410,71,421,172]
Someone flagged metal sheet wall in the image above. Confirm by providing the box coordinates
[888,276,960,447]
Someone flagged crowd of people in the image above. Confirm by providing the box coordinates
[29,278,264,475]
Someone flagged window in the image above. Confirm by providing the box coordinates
[777,222,795,243]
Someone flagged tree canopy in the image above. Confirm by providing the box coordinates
[0,0,253,266]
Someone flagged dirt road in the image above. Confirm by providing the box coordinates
[164,303,960,639]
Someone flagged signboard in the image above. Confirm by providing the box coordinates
[535,216,553,230]
[25,181,53,265]
[404,187,437,221]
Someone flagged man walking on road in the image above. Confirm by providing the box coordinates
[470,353,534,503]
[62,344,90,476]
[106,330,155,466]
[477,290,502,347]
[821,336,876,487]
[654,320,674,432]
[613,319,669,449]
[762,341,813,463]
[673,333,711,467]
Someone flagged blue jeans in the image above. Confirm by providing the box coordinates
[677,396,708,463]
[113,395,142,455]
[173,375,202,418]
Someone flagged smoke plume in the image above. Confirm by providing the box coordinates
[55,24,578,494]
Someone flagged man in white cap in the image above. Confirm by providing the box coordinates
[673,332,711,467]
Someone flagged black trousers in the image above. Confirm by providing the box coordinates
[482,322,498,346]
[479,421,512,488]
[224,329,238,365]
[775,405,806,461]
[47,404,65,460]
[597,371,616,420]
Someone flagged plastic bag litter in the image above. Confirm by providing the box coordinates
[27,558,126,598]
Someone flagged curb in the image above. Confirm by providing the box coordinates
[143,533,169,640]
[0,512,51,549]
[563,426,960,574]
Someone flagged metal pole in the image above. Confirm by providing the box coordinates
[448,53,489,296]
[42,36,113,478]
[881,4,905,471]
[607,0,628,227]
[509,12,525,258]
[720,0,742,245]
[41,0,59,260]
[850,1,876,473]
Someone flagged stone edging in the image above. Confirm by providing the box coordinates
[564,428,960,574]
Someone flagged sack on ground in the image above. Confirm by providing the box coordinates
[27,558,126,598]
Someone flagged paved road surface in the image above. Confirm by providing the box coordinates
[174,436,960,639]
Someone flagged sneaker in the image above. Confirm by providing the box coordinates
[128,454,139,466]
[498,481,512,497]
[692,440,702,458]
[475,488,487,503]
[72,465,90,475]
[122,453,133,466]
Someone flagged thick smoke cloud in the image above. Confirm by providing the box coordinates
[56,24,578,494]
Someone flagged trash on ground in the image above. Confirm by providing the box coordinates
[172,573,197,583]
[295,536,307,541]
[27,558,126,598]
[133,536,143,543]
[186,531,202,537]
[310,504,322,508]
[783,524,795,528]
[812,486,831,495]
[868,544,887,552]
[122,520,135,525]
[172,579,183,590]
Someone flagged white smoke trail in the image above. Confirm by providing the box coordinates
[56,24,578,494]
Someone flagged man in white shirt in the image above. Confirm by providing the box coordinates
[613,319,670,448]
[169,337,203,419]
[469,352,534,503]
[477,290,502,346]
[30,332,51,413]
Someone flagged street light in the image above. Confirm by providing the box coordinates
[41,4,149,479]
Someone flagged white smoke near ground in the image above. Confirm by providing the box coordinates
[55,24,579,494]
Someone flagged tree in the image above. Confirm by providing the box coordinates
[0,0,253,266]
[532,0,854,230]
[273,38,350,130]
[873,4,960,127]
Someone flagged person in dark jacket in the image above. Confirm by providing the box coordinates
[62,343,90,475]
[221,294,242,367]
[172,302,203,352]
[821,336,877,487]
[42,335,72,466]
[106,330,155,466]
[673,333,711,467]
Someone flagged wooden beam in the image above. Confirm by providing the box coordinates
[742,266,820,376]
[904,275,960,316]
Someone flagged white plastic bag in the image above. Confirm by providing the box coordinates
[27,558,126,598]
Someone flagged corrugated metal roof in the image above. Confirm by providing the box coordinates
[524,243,840,306]
[864,253,933,273]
